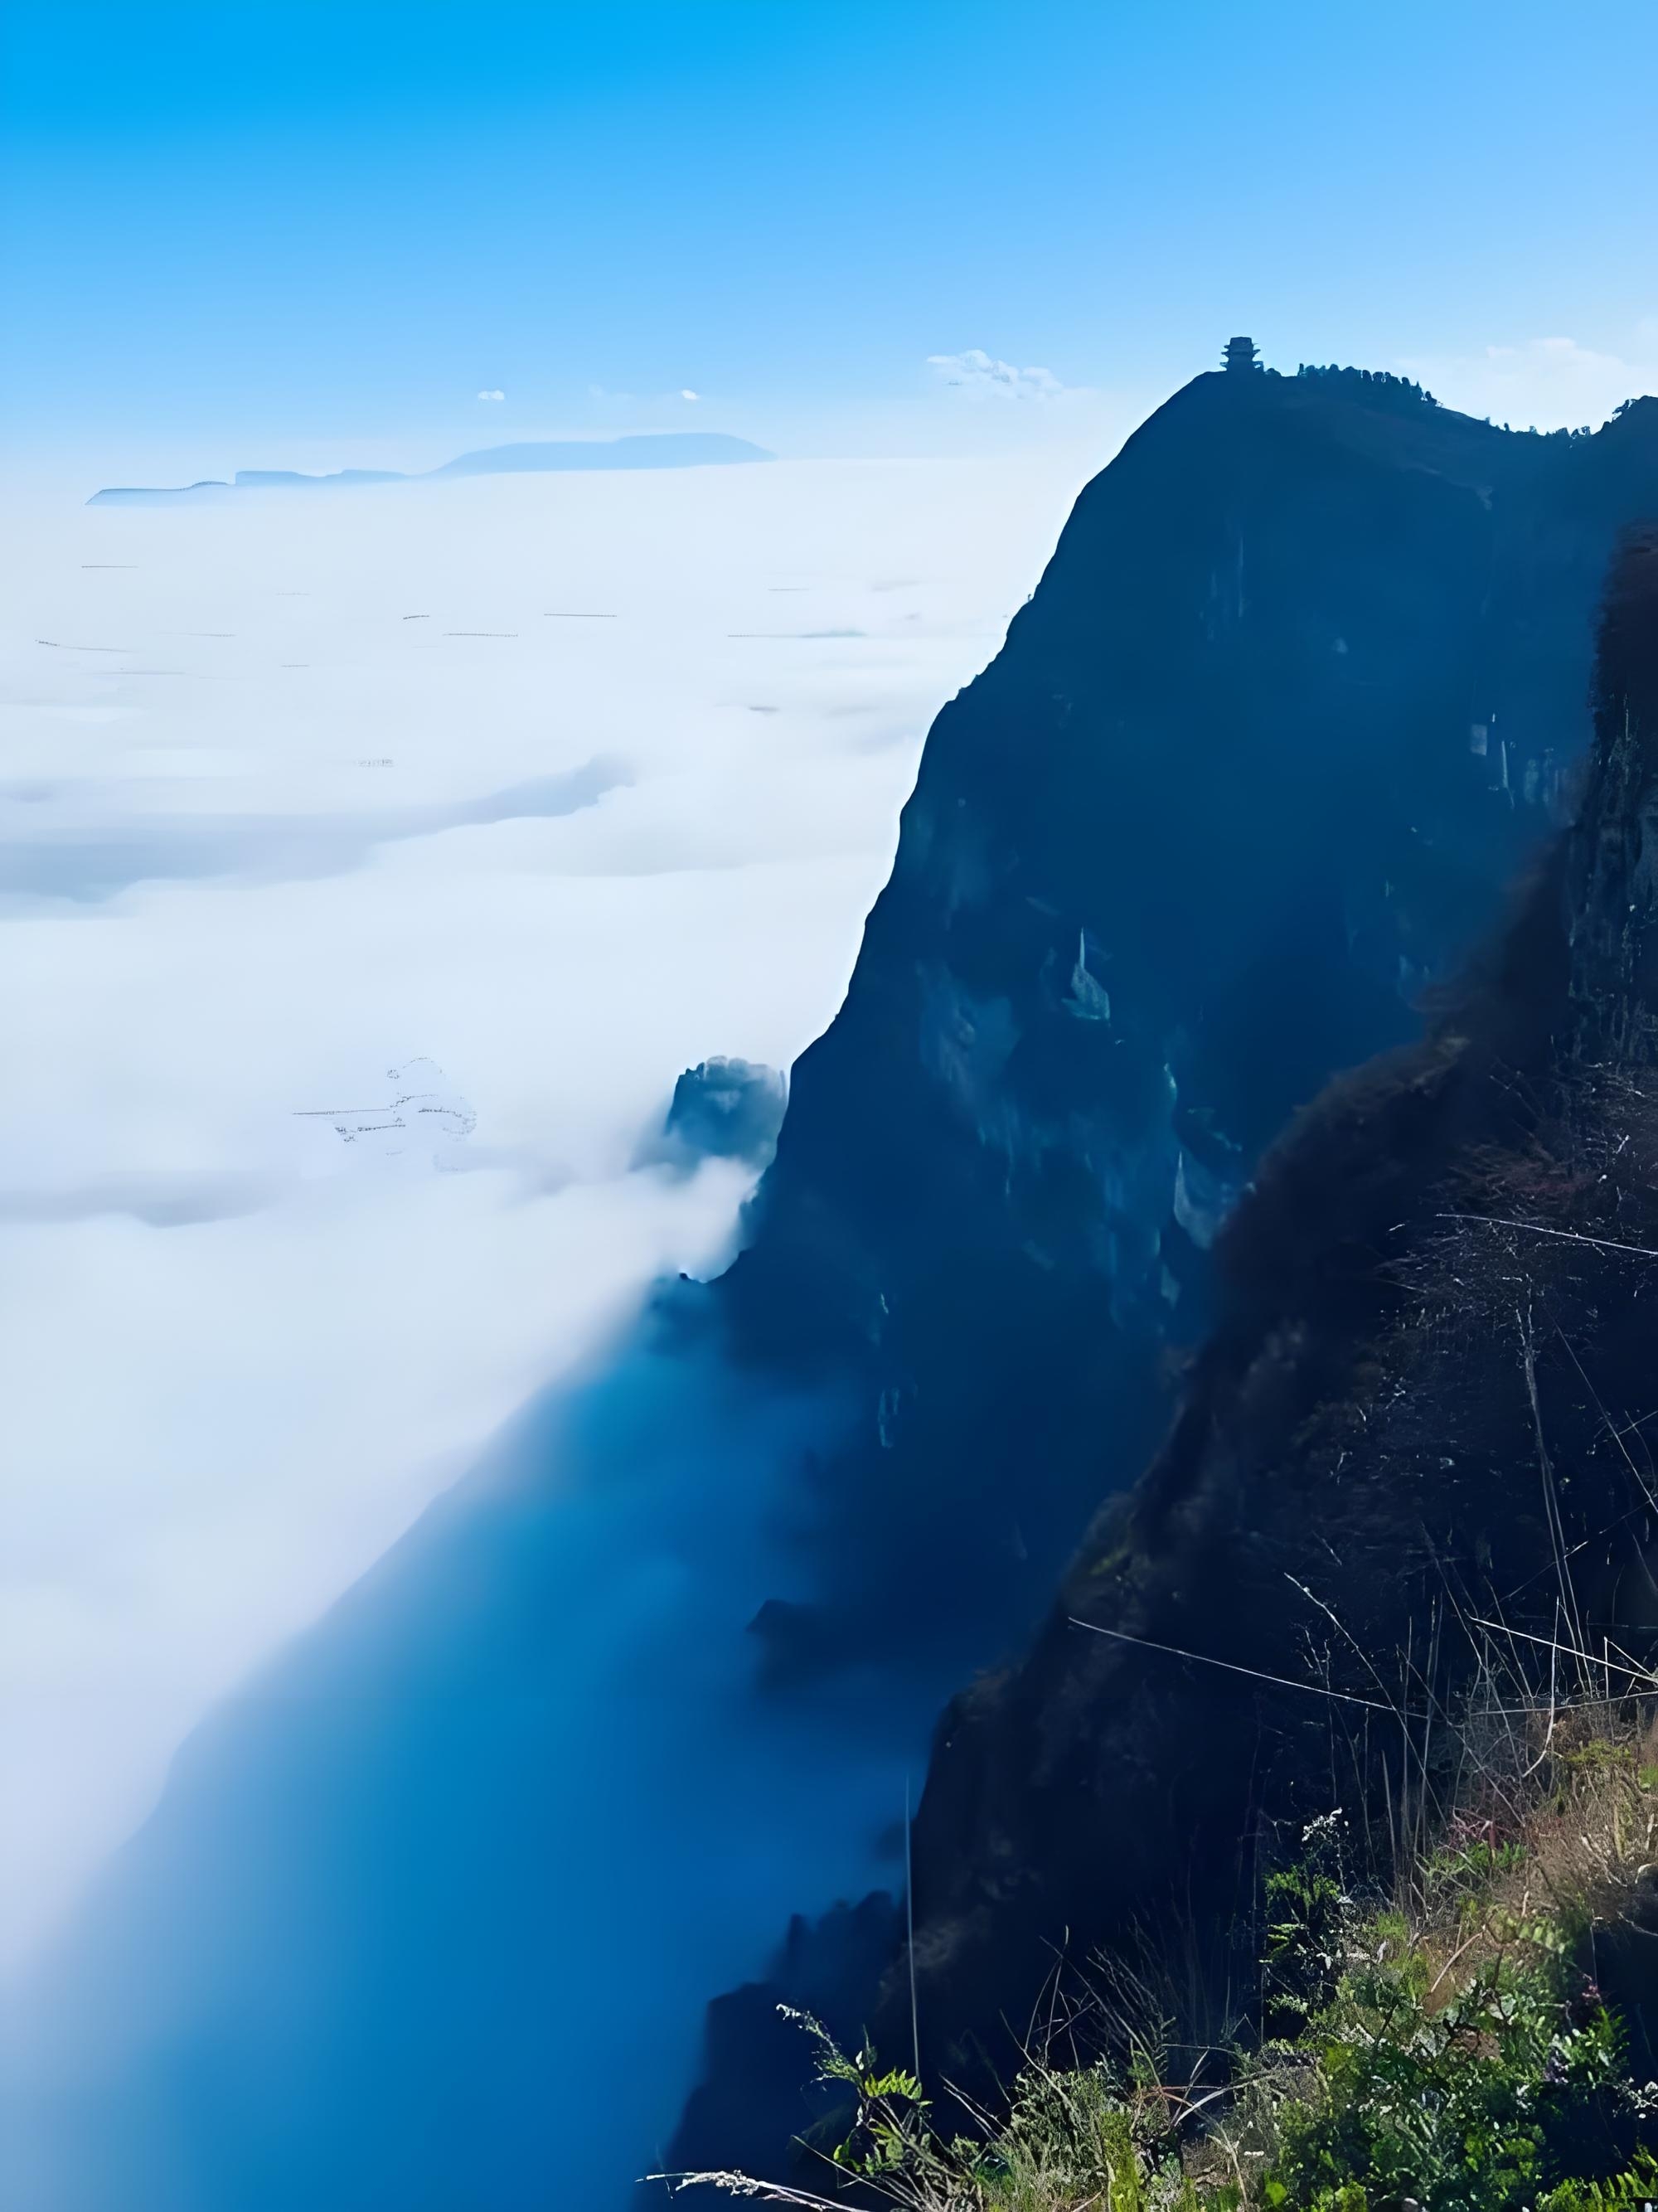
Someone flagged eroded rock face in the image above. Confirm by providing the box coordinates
[721,374,1658,1681]
[875,528,1658,2103]
[673,387,1658,2184]
[656,1056,788,1168]
[666,1894,903,2186]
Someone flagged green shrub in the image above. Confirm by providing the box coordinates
[691,1734,1658,2210]
[1539,2150,1658,2208]
[1258,1927,1626,2210]
[957,2061,1235,2212]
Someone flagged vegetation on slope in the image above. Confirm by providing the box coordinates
[667,1686,1658,2211]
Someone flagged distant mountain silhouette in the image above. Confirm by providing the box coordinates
[86,432,772,505]
[432,433,771,477]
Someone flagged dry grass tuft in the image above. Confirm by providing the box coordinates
[657,1652,1658,2211]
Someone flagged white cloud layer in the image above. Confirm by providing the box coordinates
[0,449,1081,1972]
[928,347,1069,400]
[477,388,507,401]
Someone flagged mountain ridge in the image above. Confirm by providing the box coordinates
[715,363,1658,1682]
[85,430,773,504]
[859,521,1658,2109]
[668,362,1658,2184]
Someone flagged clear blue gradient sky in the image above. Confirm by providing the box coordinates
[4,0,1657,472]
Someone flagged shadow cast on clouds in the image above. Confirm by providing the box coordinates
[0,758,624,903]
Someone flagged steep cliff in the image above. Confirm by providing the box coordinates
[871,527,1658,2103]
[722,369,1658,1680]
[670,375,1658,2185]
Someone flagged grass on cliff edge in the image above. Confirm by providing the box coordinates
[662,1690,1658,2211]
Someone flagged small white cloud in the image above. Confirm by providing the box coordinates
[589,383,703,411]
[1396,327,1658,431]
[927,348,1067,401]
[477,389,506,403]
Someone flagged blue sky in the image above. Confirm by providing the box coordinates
[4,0,1658,470]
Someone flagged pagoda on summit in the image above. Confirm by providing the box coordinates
[1222,334,1261,374]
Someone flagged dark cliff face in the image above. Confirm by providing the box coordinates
[669,382,1658,2185]
[721,372,1658,1679]
[874,529,1658,2100]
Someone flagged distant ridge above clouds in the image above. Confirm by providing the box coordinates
[88,431,773,506]
[433,433,770,478]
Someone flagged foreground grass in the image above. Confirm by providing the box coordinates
[665,1700,1658,2210]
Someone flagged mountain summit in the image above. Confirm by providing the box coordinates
[671,368,1658,2181]
[717,365,1658,1685]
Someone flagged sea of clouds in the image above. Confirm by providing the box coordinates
[0,449,1084,1991]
